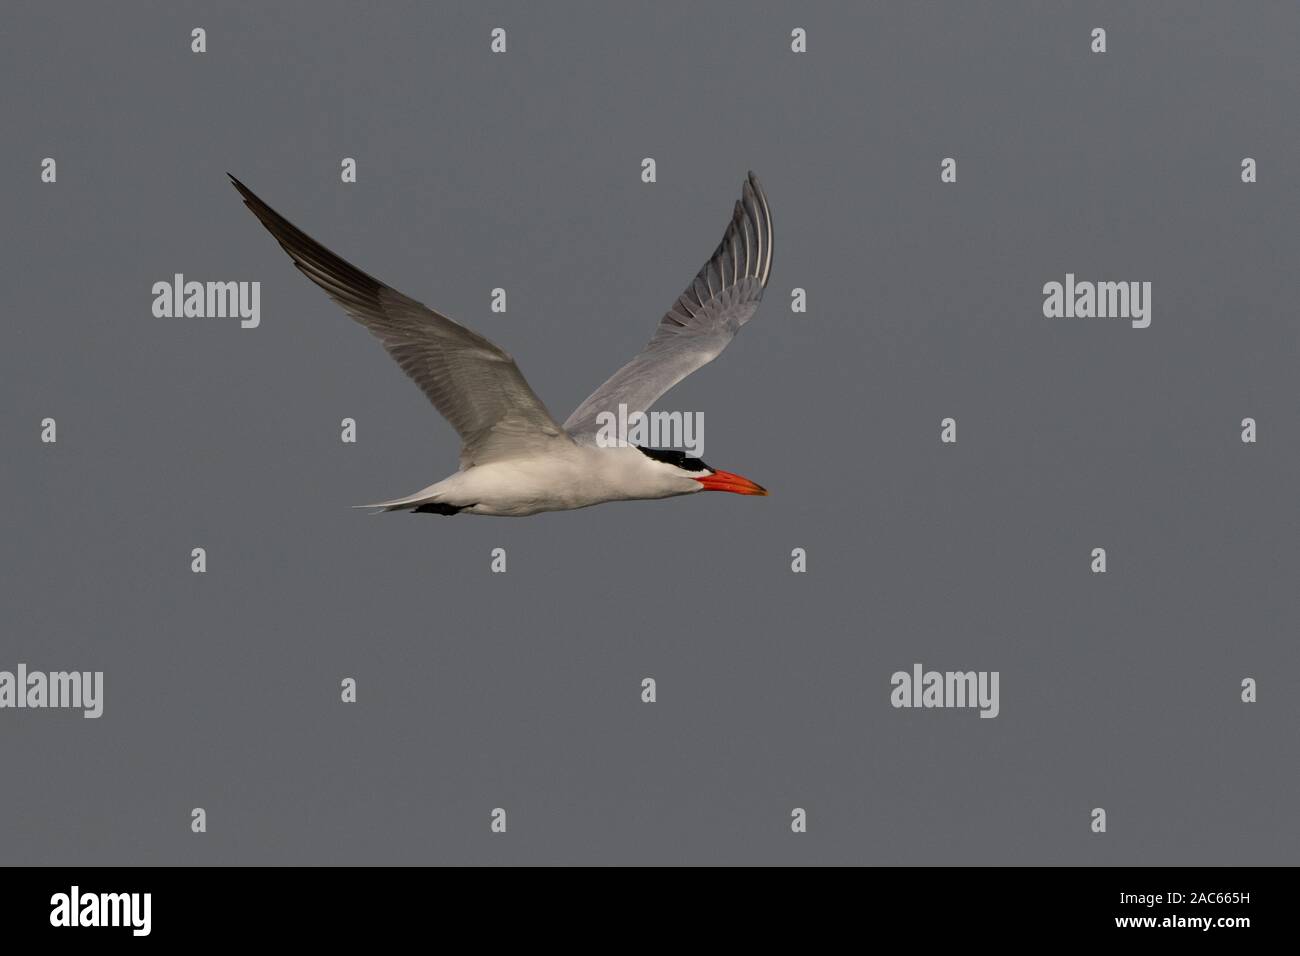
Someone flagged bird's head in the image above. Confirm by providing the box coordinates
[636,446,767,496]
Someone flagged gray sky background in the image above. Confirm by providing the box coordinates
[1,1,1297,864]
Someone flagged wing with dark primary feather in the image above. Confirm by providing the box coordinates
[229,174,571,468]
[563,172,773,443]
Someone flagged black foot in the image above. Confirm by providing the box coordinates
[411,502,467,516]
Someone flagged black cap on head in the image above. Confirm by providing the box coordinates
[636,446,712,474]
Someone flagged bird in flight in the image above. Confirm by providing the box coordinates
[229,172,773,517]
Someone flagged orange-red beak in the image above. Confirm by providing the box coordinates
[695,469,768,496]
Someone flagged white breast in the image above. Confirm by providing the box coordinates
[435,445,697,516]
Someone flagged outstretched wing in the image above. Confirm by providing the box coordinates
[563,171,773,443]
[230,175,571,467]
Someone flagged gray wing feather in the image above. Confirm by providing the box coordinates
[229,175,570,467]
[563,172,773,443]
